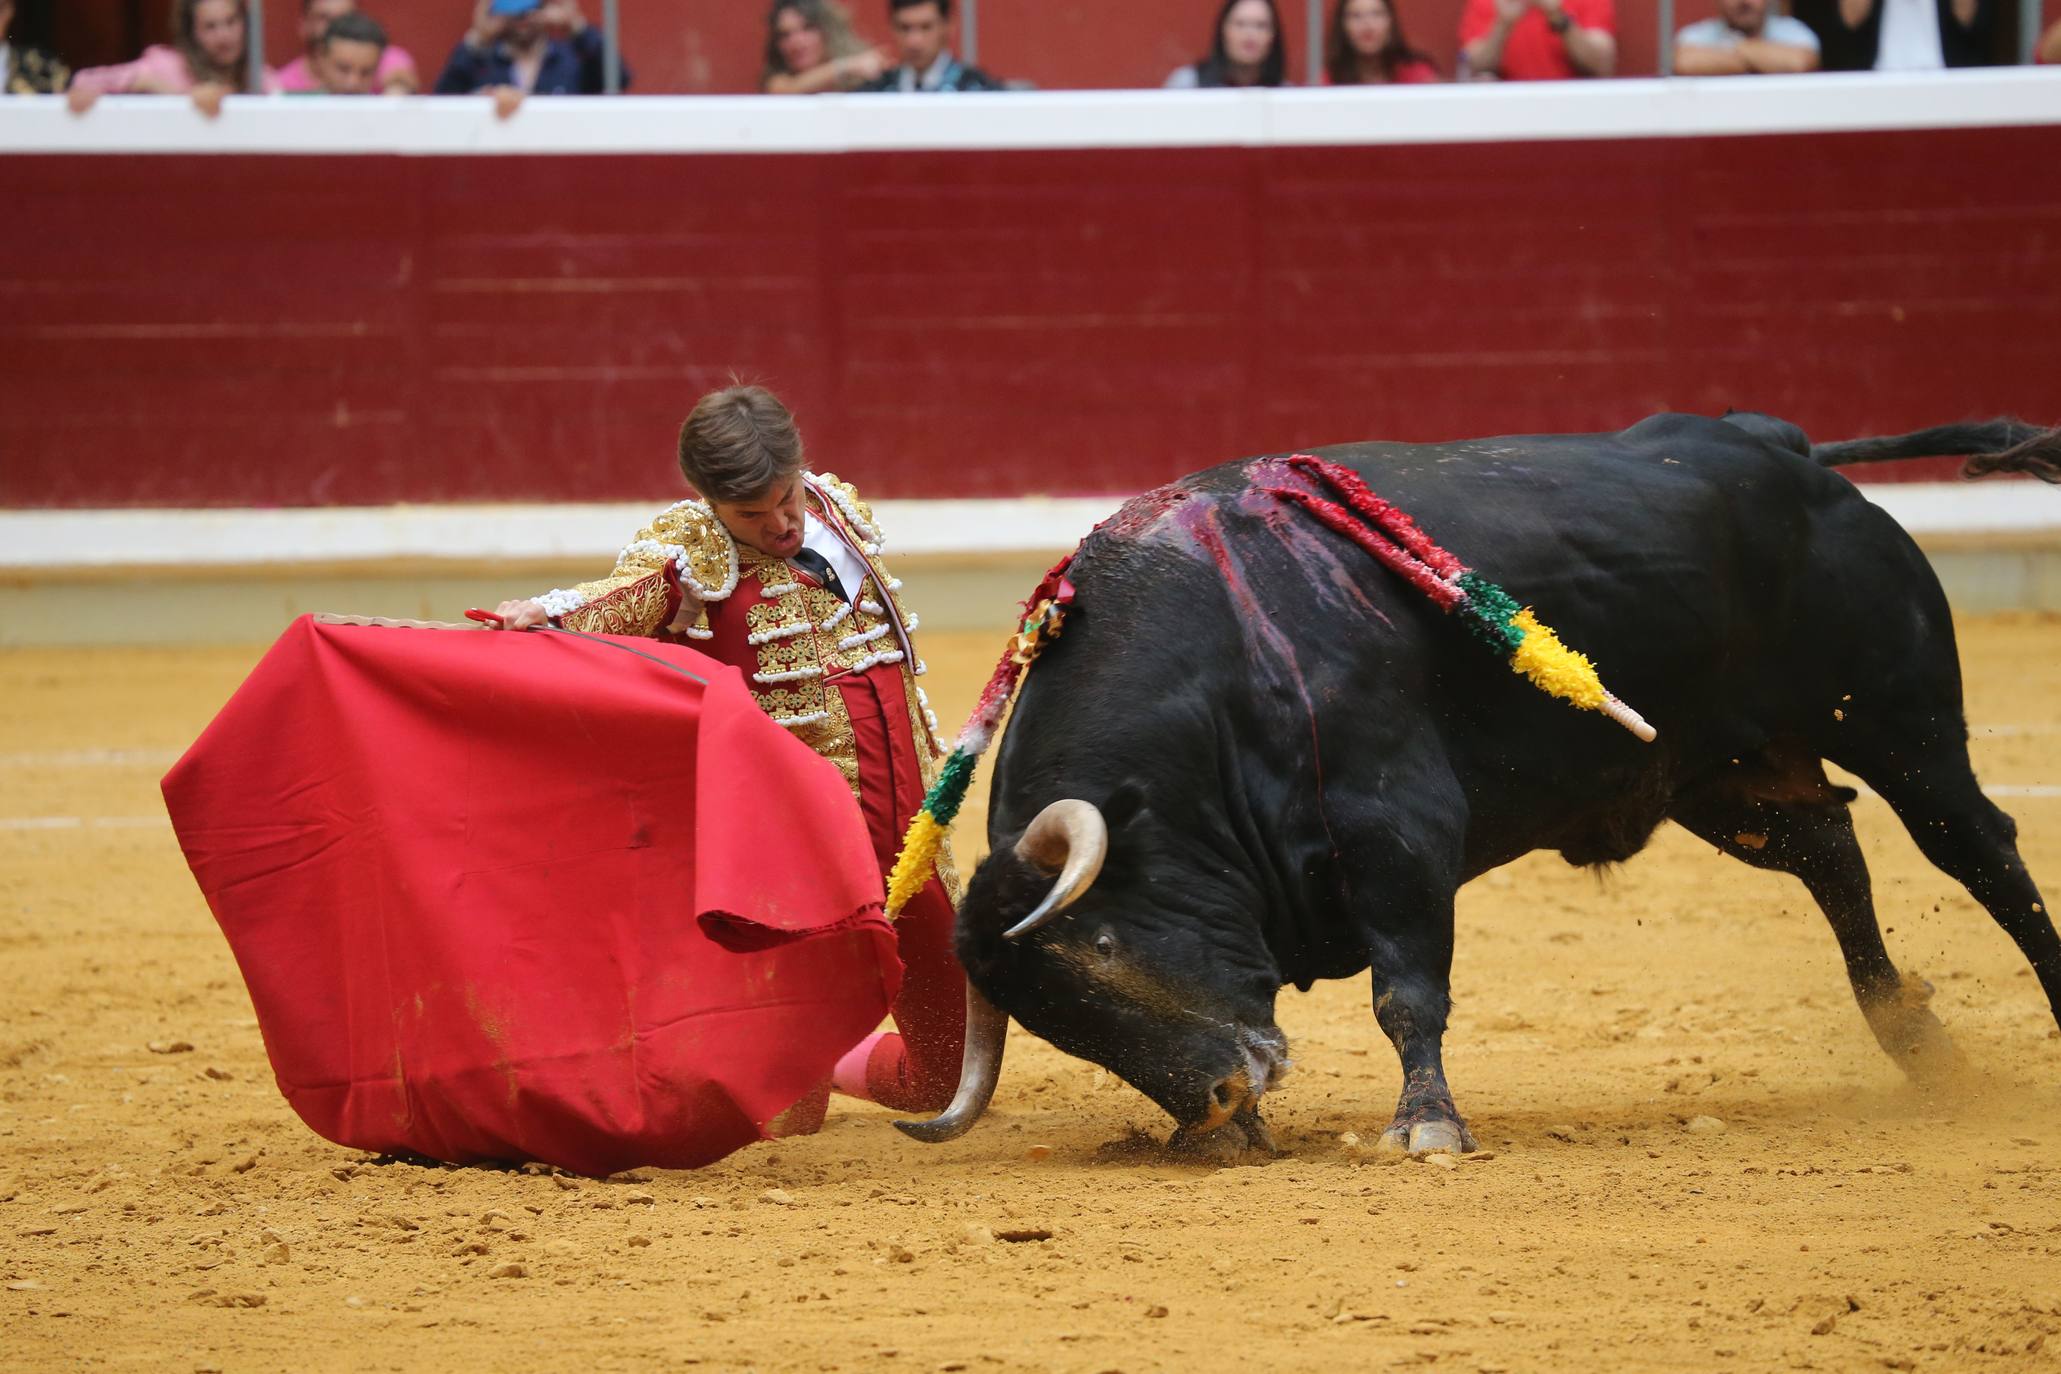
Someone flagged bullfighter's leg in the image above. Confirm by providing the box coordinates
[1365,902,1476,1156]
[1670,779,1960,1077]
[834,870,966,1113]
[1850,742,2061,1040]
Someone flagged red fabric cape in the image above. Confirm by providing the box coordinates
[161,616,900,1175]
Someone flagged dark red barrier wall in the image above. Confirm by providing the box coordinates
[5,124,2059,507]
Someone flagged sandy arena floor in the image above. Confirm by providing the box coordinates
[3,617,2060,1373]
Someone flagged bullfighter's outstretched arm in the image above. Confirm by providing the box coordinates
[498,502,736,639]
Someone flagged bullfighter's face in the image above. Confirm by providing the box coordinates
[711,476,807,560]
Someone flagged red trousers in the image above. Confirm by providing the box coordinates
[833,668,965,1114]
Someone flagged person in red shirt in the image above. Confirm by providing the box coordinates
[1458,0,1615,80]
[1327,0,1441,83]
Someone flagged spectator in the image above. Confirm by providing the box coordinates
[1458,0,1616,80]
[2043,15,2061,64]
[276,0,419,94]
[1675,0,1820,73]
[435,0,626,103]
[1791,0,1997,70]
[1327,0,1440,83]
[1166,0,1288,88]
[295,13,391,94]
[764,0,891,94]
[3,0,69,95]
[67,0,276,118]
[856,0,1001,91]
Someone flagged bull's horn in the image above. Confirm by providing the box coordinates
[1001,799,1108,940]
[893,981,1008,1143]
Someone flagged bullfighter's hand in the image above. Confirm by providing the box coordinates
[493,599,552,630]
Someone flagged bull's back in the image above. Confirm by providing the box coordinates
[1201,413,1935,776]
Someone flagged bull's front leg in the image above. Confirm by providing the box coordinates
[1366,900,1476,1156]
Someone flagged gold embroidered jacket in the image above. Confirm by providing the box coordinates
[530,473,946,800]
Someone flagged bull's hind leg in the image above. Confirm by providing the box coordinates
[1670,760,1961,1077]
[1846,737,2061,1040]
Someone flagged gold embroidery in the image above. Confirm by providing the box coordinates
[560,571,675,638]
[647,502,736,599]
[754,684,859,798]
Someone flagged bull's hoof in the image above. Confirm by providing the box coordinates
[1863,975,1967,1086]
[1168,1109,1279,1165]
[1375,1117,1476,1157]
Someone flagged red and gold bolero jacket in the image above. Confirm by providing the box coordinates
[529,473,944,803]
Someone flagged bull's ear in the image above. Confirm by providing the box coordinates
[1102,782,1147,831]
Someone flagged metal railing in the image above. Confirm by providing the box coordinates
[247,0,265,92]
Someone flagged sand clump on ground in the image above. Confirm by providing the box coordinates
[3,617,2060,1372]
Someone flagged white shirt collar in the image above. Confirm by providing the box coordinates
[899,52,953,92]
[798,510,867,604]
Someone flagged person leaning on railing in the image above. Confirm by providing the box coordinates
[1674,0,1820,74]
[435,0,627,118]
[286,13,392,96]
[67,0,276,118]
[763,0,893,94]
[276,0,419,95]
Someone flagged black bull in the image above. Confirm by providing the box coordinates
[899,411,2061,1158]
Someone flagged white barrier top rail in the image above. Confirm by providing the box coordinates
[5,69,2059,156]
[0,486,2050,572]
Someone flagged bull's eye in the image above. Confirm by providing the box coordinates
[1093,932,1118,959]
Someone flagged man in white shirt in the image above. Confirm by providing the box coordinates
[1675,0,1821,73]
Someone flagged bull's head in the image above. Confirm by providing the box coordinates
[895,798,1289,1146]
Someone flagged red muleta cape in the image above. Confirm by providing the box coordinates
[161,616,900,1175]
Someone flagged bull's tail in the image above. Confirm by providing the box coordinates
[1810,419,2061,483]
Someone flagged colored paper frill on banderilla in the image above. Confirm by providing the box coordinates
[162,615,900,1175]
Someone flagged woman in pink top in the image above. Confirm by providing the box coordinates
[275,0,419,94]
[1326,0,1442,83]
[67,0,277,117]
